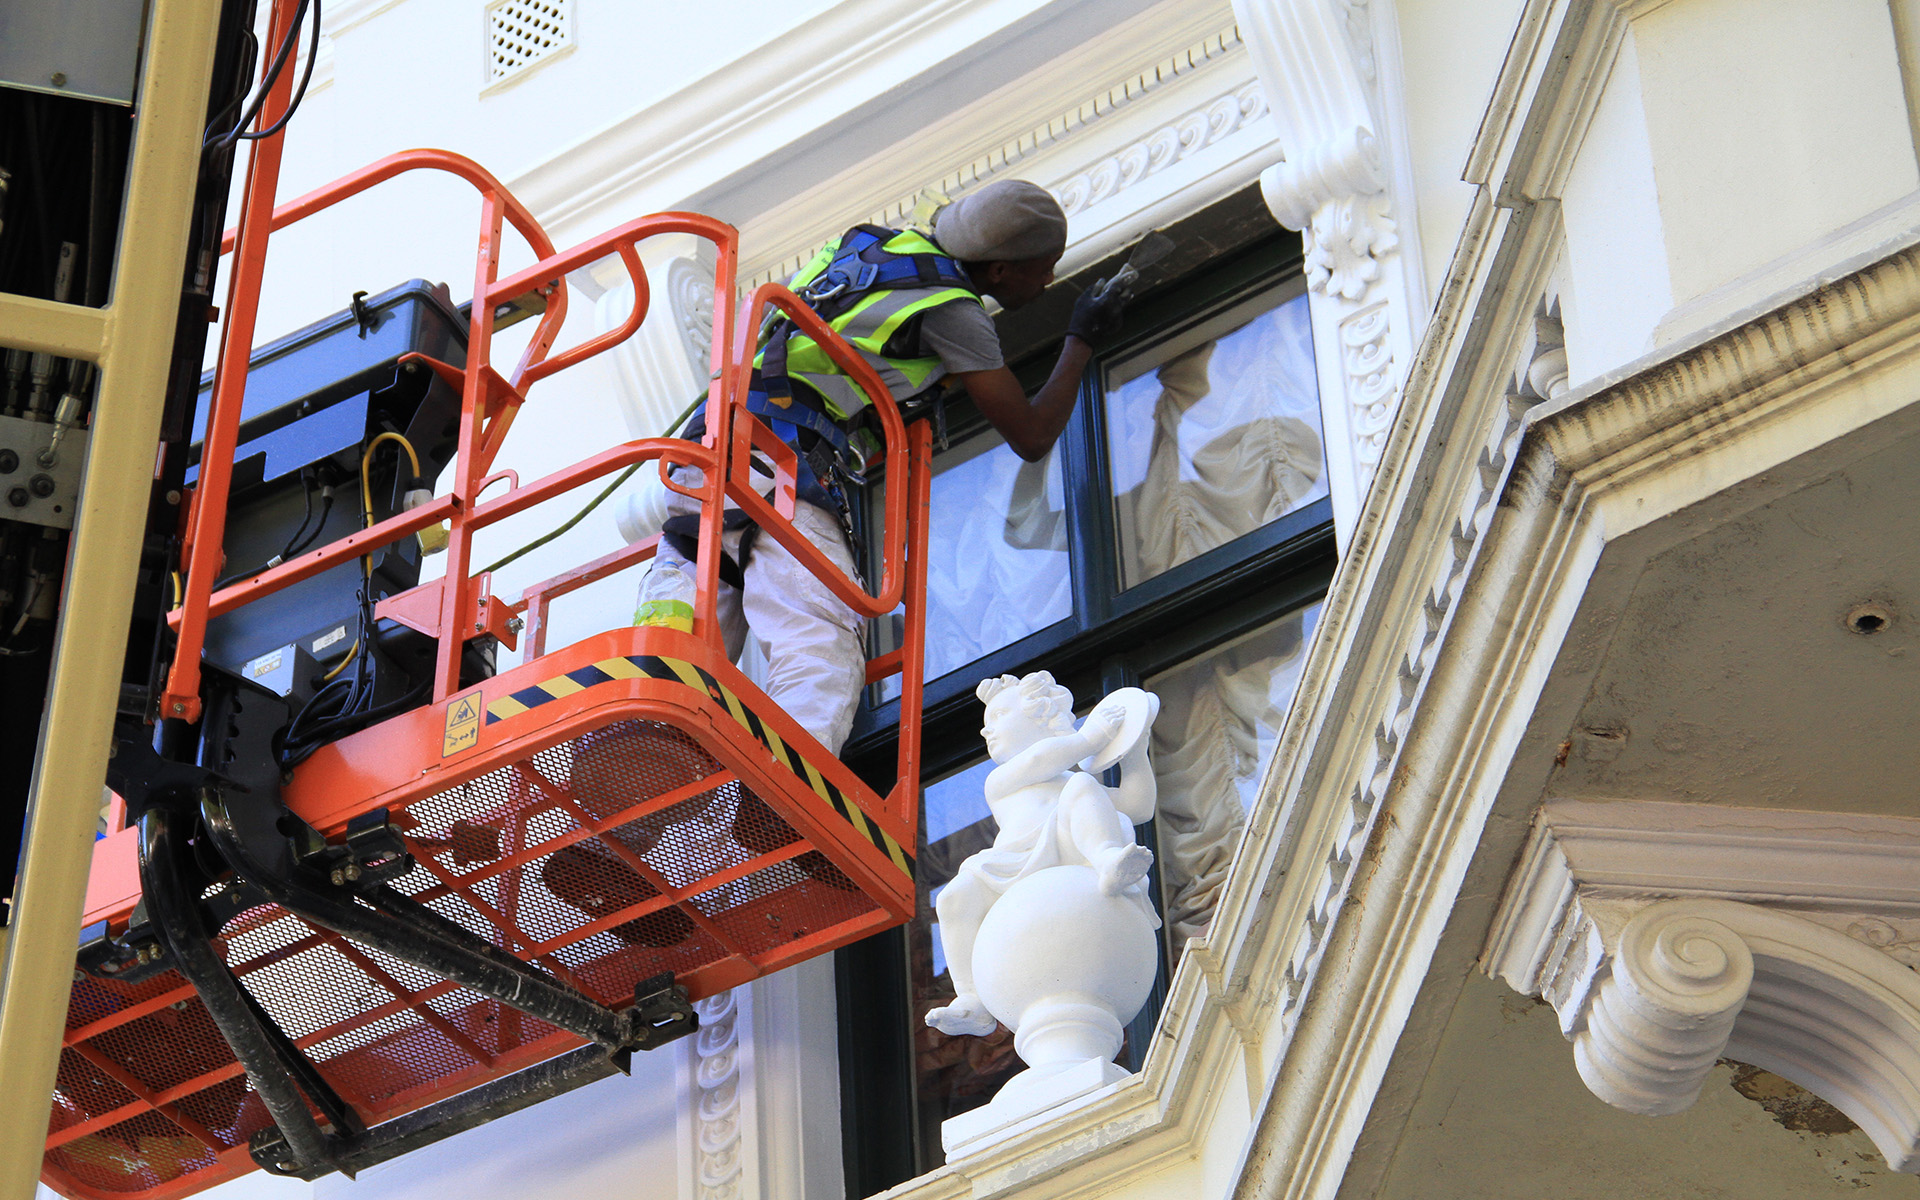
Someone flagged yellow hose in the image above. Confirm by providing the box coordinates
[358,431,422,578]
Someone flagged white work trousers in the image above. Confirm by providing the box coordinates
[637,482,865,755]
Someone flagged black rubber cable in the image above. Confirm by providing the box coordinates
[206,0,311,151]
[239,0,323,143]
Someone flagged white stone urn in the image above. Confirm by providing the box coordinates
[965,865,1159,1129]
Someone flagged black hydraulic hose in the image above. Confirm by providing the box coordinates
[202,27,258,147]
[138,808,336,1173]
[283,491,333,559]
[206,0,311,152]
[240,0,323,143]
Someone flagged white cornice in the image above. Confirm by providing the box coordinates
[510,0,1165,229]
[323,0,408,37]
[731,17,1254,287]
[510,0,1245,256]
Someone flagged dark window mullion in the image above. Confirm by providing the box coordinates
[1090,656,1171,1074]
[1062,357,1116,628]
[1108,496,1334,621]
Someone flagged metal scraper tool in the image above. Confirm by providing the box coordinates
[1092,231,1175,302]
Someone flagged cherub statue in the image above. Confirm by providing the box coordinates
[926,671,1160,1038]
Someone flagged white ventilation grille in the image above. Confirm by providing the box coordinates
[486,0,571,85]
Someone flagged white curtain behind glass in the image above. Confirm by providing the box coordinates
[1107,294,1326,588]
[1147,607,1317,942]
[918,440,1071,682]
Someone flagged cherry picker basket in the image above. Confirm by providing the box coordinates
[42,56,930,1196]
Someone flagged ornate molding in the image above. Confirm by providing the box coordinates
[667,253,717,376]
[1848,918,1920,969]
[1338,302,1394,470]
[1488,801,1920,1171]
[1232,0,1422,531]
[1056,82,1267,219]
[1232,0,1393,295]
[690,990,744,1200]
[745,23,1255,288]
[1263,268,1562,1028]
[1487,798,1920,996]
[1302,188,1395,301]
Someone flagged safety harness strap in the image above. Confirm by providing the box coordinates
[759,225,977,412]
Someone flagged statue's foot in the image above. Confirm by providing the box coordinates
[925,994,996,1037]
[1095,843,1153,895]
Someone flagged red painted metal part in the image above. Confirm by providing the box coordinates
[60,4,931,1190]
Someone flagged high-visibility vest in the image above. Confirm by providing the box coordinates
[758,225,985,423]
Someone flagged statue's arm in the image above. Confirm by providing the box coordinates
[1107,732,1157,824]
[985,730,1099,801]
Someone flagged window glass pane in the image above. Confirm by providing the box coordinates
[1106,289,1326,590]
[875,430,1071,698]
[1144,602,1321,942]
[908,757,1020,1164]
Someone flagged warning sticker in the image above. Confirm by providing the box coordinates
[443,692,482,757]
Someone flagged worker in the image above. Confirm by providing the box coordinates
[633,179,1132,756]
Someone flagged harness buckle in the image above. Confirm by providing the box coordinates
[802,275,850,303]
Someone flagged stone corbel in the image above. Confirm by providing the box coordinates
[1487,800,1920,1172]
[1230,0,1423,547]
[1261,124,1395,302]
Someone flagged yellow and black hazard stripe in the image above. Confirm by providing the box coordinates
[485,654,912,878]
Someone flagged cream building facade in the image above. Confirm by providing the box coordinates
[37,0,1920,1197]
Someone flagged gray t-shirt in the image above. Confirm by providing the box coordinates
[917,299,1004,380]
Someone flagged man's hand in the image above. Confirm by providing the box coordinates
[1067,278,1130,345]
[955,272,1131,462]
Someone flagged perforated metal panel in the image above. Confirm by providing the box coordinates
[484,0,570,84]
[45,719,893,1200]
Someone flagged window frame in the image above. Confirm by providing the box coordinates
[837,225,1335,1193]
[848,234,1325,755]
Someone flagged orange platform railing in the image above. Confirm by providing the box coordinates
[46,1,928,1192]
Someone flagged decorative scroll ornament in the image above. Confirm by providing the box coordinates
[1491,805,1920,1178]
[691,990,743,1200]
[1057,84,1268,218]
[1262,125,1395,301]
[667,254,716,376]
[1848,917,1920,969]
[1573,904,1752,1114]
[1339,302,1394,468]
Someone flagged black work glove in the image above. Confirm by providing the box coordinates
[1067,277,1130,345]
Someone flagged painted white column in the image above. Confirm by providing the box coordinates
[1229,0,1425,547]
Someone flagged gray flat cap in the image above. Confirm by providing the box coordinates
[933,180,1068,263]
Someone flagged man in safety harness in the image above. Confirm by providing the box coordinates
[634,179,1130,756]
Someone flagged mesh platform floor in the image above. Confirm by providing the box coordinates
[46,721,884,1199]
